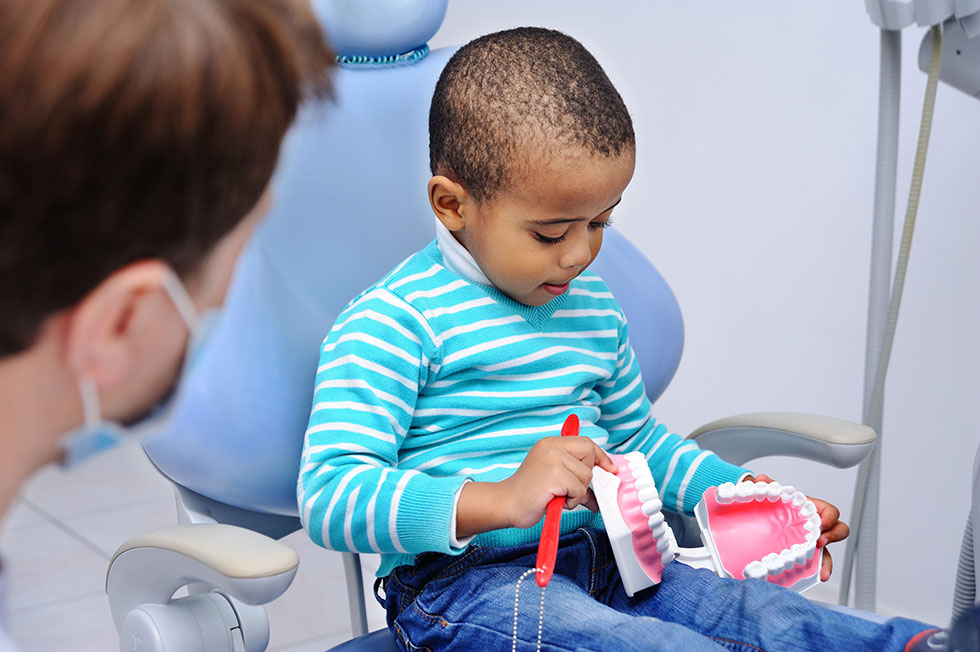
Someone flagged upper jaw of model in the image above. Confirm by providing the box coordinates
[592,453,822,596]
[592,451,678,595]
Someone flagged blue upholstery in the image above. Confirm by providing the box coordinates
[326,629,399,652]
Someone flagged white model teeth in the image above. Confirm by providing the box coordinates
[635,477,654,490]
[791,541,817,563]
[744,560,767,580]
[716,482,736,503]
[641,498,663,516]
[766,482,782,502]
[763,552,783,576]
[735,482,754,502]
[637,486,659,502]
[721,482,822,580]
[780,485,796,502]
[627,454,678,567]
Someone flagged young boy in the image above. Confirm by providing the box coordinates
[300,27,934,651]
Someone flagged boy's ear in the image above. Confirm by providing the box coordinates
[64,260,179,388]
[427,175,470,232]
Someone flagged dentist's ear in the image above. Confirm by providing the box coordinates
[427,174,471,232]
[64,260,185,391]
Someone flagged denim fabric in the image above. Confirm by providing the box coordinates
[383,528,932,652]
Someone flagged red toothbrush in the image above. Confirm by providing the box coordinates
[534,413,580,587]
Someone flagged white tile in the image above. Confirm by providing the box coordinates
[8,592,117,652]
[265,531,363,649]
[19,443,173,520]
[0,498,46,537]
[0,520,107,612]
[60,496,178,557]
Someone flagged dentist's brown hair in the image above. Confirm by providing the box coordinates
[0,0,334,356]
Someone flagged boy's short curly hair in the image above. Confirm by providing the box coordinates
[429,27,635,203]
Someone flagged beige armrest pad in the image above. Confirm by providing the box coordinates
[691,412,875,445]
[111,523,298,580]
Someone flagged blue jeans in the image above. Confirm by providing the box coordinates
[382,527,932,652]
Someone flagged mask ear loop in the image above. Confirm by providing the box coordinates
[159,269,199,331]
[77,376,102,427]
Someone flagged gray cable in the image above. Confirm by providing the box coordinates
[951,512,976,627]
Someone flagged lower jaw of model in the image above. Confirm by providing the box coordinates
[592,453,822,597]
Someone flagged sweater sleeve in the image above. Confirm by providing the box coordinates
[596,313,748,515]
[298,288,468,555]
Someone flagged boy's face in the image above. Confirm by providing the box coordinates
[455,148,635,306]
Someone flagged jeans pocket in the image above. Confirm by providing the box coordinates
[392,600,453,652]
[392,621,434,652]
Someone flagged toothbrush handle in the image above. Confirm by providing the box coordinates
[535,414,580,587]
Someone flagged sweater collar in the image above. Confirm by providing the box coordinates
[432,218,569,329]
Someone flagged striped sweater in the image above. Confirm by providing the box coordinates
[299,236,748,576]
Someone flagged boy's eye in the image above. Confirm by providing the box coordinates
[534,232,566,244]
[589,218,614,230]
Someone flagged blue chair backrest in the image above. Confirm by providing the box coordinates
[142,47,684,520]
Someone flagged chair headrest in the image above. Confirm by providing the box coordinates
[313,0,448,59]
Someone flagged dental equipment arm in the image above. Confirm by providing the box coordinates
[688,412,877,469]
[106,524,298,652]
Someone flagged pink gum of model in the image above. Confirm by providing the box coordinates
[613,458,673,584]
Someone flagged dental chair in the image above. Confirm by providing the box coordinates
[103,3,888,651]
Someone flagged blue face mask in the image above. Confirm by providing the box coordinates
[59,271,221,469]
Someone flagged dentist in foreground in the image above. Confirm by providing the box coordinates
[0,0,334,649]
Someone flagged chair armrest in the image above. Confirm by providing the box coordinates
[105,523,298,632]
[689,412,877,469]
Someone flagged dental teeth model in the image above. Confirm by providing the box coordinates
[593,458,823,596]
[699,480,822,592]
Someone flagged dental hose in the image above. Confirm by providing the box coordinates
[838,23,943,610]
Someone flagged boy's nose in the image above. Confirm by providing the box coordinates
[560,238,592,269]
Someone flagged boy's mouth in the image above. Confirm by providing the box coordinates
[541,282,570,295]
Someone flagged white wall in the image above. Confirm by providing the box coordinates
[432,1,980,626]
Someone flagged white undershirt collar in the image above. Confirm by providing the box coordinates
[434,217,492,287]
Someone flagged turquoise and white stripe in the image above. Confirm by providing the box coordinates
[299,239,747,576]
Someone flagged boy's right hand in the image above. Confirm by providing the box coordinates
[456,437,618,538]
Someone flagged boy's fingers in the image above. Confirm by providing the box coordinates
[820,521,849,546]
[562,476,591,509]
[820,546,833,581]
[554,438,617,474]
[578,489,600,512]
[811,498,847,538]
[593,444,619,474]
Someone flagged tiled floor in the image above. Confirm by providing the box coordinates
[0,443,387,652]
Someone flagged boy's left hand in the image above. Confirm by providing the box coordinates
[752,473,849,582]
